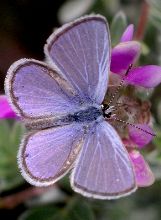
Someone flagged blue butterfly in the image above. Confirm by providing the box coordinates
[5,15,136,200]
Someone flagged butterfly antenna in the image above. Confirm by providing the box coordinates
[108,64,133,107]
[110,117,156,137]
[106,64,156,138]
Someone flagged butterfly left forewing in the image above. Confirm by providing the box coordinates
[5,59,80,121]
[71,120,137,199]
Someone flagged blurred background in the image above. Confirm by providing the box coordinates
[1,0,161,219]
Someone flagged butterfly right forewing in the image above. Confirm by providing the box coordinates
[45,15,111,105]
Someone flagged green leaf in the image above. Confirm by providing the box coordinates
[19,197,95,220]
[110,11,127,46]
[148,0,161,30]
[18,206,60,220]
[63,197,95,220]
[141,42,150,56]
[0,120,25,191]
[153,132,161,149]
[58,0,95,24]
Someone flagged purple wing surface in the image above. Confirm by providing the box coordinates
[71,120,137,199]
[18,123,85,186]
[5,59,80,121]
[45,15,111,104]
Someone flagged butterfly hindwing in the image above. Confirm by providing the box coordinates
[71,120,137,199]
[18,123,86,186]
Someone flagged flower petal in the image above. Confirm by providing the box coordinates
[120,24,134,42]
[0,95,17,119]
[126,65,161,88]
[128,124,155,148]
[122,138,136,148]
[110,41,141,74]
[129,150,155,187]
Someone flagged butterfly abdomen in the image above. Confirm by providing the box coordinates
[25,106,102,130]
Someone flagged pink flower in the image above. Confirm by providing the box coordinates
[129,150,155,187]
[110,24,161,88]
[128,124,154,148]
[127,124,155,187]
[120,24,134,42]
[110,25,158,187]
[0,95,17,119]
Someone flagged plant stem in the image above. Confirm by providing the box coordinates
[135,0,150,40]
[0,186,55,209]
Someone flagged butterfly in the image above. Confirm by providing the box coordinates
[5,14,136,200]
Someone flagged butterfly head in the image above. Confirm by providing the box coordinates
[101,104,115,119]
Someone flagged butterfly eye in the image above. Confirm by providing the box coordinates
[101,103,109,111]
[105,112,112,119]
